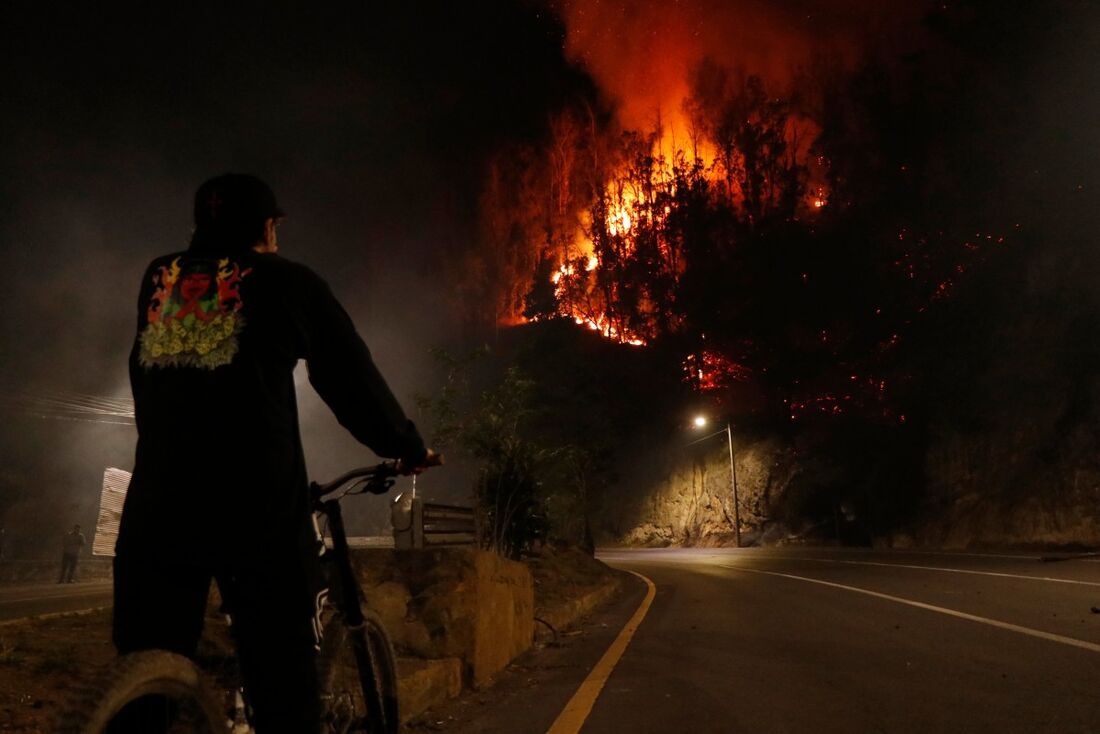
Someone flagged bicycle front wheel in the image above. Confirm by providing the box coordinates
[317,609,399,734]
[56,650,228,734]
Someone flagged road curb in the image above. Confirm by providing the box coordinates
[402,571,628,726]
[0,605,111,627]
[534,574,626,643]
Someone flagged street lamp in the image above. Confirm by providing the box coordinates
[691,415,741,548]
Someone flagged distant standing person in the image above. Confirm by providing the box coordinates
[59,524,85,583]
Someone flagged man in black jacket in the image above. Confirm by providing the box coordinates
[114,174,431,733]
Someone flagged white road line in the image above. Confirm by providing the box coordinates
[856,549,1039,561]
[764,548,1041,561]
[722,565,1100,655]
[769,556,1100,587]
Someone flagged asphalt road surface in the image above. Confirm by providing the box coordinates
[0,580,112,622]
[413,547,1100,734]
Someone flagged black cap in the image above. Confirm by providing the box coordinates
[193,173,284,230]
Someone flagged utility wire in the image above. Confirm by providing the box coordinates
[0,386,135,425]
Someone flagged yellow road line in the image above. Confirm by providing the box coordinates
[546,570,656,734]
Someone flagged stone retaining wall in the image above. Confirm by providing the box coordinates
[353,547,535,688]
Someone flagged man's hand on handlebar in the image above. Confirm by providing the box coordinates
[395,449,444,476]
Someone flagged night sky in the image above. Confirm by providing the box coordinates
[2,0,1098,552]
[1,2,576,378]
[0,2,585,537]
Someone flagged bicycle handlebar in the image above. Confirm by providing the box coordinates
[310,451,444,503]
[311,462,399,501]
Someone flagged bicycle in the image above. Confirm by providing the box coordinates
[57,460,426,734]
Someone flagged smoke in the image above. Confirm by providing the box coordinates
[555,0,931,133]
[0,2,577,554]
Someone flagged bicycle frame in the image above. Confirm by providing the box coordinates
[319,497,365,626]
[58,462,409,734]
[310,462,398,622]
[310,463,401,733]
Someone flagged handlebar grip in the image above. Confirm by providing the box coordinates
[395,449,443,475]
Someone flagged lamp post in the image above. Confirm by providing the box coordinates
[691,416,741,548]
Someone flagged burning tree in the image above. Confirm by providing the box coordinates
[449,0,1092,546]
[464,46,1013,434]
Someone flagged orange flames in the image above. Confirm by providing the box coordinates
[501,1,869,351]
[486,1,948,413]
[546,251,646,345]
[526,108,829,349]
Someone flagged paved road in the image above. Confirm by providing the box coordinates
[416,547,1100,734]
[0,580,112,622]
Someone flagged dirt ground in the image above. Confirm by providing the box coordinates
[0,605,236,733]
[0,610,115,732]
[0,548,617,732]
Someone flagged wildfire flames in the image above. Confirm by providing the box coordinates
[521,88,831,378]
[475,1,1009,422]
[546,246,646,344]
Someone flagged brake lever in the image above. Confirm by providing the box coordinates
[364,477,395,495]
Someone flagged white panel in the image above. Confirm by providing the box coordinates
[93,467,131,557]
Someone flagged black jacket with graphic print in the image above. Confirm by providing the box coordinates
[117,249,426,565]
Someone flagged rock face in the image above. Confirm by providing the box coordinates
[596,415,1100,550]
[904,426,1100,548]
[352,548,534,688]
[596,436,796,546]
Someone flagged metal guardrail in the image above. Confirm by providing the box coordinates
[420,502,477,547]
[393,498,477,549]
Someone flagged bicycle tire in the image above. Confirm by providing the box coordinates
[56,650,229,734]
[317,609,399,734]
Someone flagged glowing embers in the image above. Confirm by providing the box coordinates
[682,350,751,391]
[785,374,901,423]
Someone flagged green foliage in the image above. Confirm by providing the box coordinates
[419,348,594,558]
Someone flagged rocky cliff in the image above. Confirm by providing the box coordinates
[595,436,798,547]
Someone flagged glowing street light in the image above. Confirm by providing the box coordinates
[691,414,742,548]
